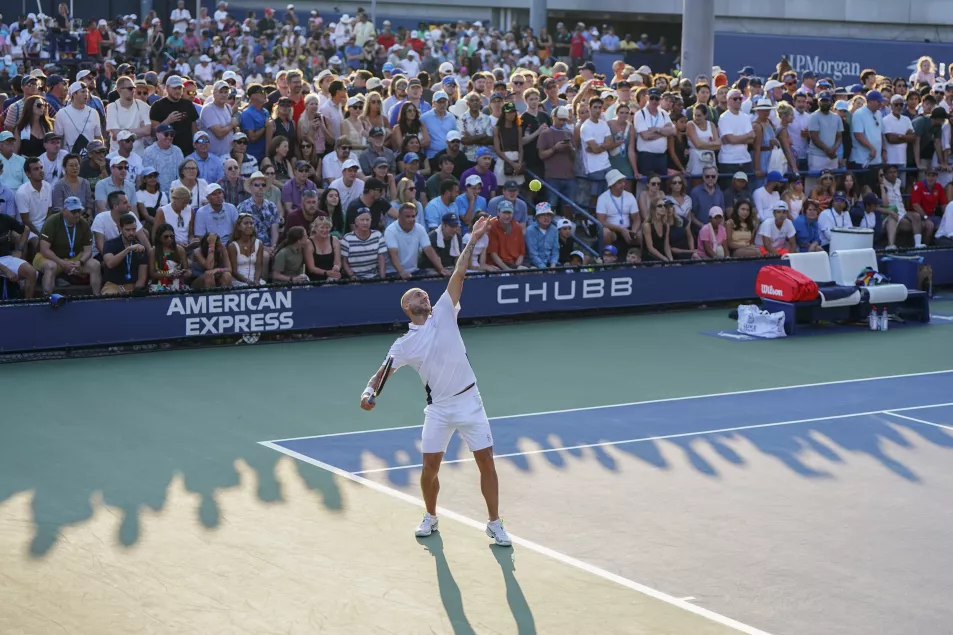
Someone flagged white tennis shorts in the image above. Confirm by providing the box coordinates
[421,388,494,454]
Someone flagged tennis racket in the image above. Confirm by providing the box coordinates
[368,357,394,404]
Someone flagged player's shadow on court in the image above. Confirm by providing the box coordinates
[417,533,478,635]
[0,350,344,557]
[490,544,538,635]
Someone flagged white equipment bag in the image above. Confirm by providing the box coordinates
[737,304,787,339]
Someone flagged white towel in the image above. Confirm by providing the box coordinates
[435,229,460,258]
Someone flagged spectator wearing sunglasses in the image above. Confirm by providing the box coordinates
[95,156,138,213]
[142,123,185,193]
[229,132,259,178]
[105,76,151,155]
[716,89,754,186]
[848,91,887,190]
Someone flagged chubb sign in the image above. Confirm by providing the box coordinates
[165,290,295,335]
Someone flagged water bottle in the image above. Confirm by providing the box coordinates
[880,308,889,332]
[869,306,878,331]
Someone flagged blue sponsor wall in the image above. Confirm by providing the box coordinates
[594,33,953,85]
[1,250,949,354]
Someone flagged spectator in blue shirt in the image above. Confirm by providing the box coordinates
[793,198,823,252]
[424,179,458,230]
[188,132,226,184]
[455,174,488,227]
[344,37,364,70]
[420,90,458,169]
[524,202,560,267]
[240,84,270,163]
[848,91,887,188]
[193,183,239,242]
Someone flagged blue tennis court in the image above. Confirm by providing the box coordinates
[263,370,953,635]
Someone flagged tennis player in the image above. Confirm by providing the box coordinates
[360,216,511,546]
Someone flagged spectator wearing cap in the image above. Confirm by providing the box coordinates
[237,171,281,267]
[716,88,755,184]
[105,75,152,156]
[423,212,461,273]
[488,180,529,228]
[756,202,797,256]
[240,84,270,164]
[396,151,428,204]
[537,105,576,216]
[487,200,527,269]
[752,171,787,222]
[848,91,887,188]
[458,92,494,164]
[53,82,103,154]
[806,92,843,173]
[44,74,66,116]
[524,202,560,268]
[722,171,749,212]
[228,133,259,179]
[883,94,915,179]
[282,160,318,216]
[552,217,575,265]
[634,88,675,176]
[340,206,386,279]
[596,169,639,248]
[459,147,498,201]
[105,131,144,182]
[345,177,390,231]
[388,77,431,127]
[910,167,943,246]
[150,75,200,156]
[75,70,106,125]
[95,156,139,213]
[853,191,893,247]
[38,132,67,185]
[78,139,109,190]
[436,130,470,179]
[359,126,396,175]
[330,158,367,214]
[696,205,730,259]
[200,80,239,156]
[143,123,186,193]
[4,75,44,133]
[30,195,99,296]
[818,191,854,249]
[281,187,319,239]
[322,136,357,186]
[187,131,225,185]
[455,174,488,227]
[493,101,525,186]
[419,90,458,170]
[193,182,238,244]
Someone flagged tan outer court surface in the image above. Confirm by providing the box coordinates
[2,306,952,635]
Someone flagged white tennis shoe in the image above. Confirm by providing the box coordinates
[415,513,439,537]
[486,519,511,546]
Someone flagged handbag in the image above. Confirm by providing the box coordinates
[737,304,787,339]
[767,147,787,174]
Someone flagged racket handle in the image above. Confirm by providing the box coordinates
[368,395,376,405]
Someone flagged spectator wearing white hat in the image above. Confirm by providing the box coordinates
[195,55,214,84]
[420,90,457,169]
[187,131,225,185]
[105,75,152,156]
[193,183,239,243]
[524,202,560,268]
[455,173,488,227]
[95,156,138,213]
[199,80,239,156]
[329,158,366,213]
[106,130,143,182]
[596,169,639,248]
[53,82,103,155]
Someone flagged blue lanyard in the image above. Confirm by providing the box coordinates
[610,194,625,220]
[122,238,133,280]
[63,216,76,258]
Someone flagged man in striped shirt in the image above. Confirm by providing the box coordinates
[341,207,386,279]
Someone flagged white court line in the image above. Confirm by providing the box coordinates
[259,440,778,635]
[351,401,953,475]
[266,368,953,443]
[883,411,953,432]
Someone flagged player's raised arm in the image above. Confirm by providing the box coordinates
[360,358,397,411]
[447,216,489,305]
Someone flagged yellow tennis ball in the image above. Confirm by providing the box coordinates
[529,179,542,192]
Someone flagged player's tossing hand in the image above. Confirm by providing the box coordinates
[471,216,489,240]
[360,392,375,411]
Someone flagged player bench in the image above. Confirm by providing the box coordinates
[760,249,930,335]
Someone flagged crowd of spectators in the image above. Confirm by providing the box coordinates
[1,7,952,300]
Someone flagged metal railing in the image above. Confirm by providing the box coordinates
[525,169,604,257]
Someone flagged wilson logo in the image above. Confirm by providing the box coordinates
[760,284,785,297]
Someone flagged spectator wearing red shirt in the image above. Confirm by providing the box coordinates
[86,21,104,57]
[570,26,587,71]
[406,32,425,55]
[910,167,943,245]
[487,201,526,269]
[377,22,396,51]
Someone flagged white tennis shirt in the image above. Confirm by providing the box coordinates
[387,291,477,404]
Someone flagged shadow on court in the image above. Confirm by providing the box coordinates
[276,377,953,489]
[415,533,537,635]
[0,351,344,558]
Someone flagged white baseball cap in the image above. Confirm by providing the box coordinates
[553,106,571,119]
[206,183,223,195]
[465,174,483,187]
[438,61,454,75]
[342,158,360,170]
[764,79,784,92]
[117,130,136,141]
[109,155,129,167]
[446,130,462,142]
